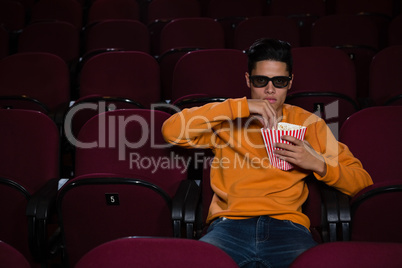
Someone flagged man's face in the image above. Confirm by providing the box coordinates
[245,60,293,114]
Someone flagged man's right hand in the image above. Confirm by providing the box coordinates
[247,99,278,129]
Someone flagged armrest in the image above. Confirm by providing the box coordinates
[26,178,60,261]
[183,180,202,239]
[318,182,351,242]
[336,190,351,241]
[171,179,200,238]
[319,183,341,242]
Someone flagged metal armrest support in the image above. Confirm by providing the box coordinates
[318,182,340,242]
[171,179,200,238]
[318,182,351,242]
[336,191,351,241]
[26,177,60,261]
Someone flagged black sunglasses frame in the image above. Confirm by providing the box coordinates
[249,75,292,88]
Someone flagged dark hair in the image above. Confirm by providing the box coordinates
[246,38,293,75]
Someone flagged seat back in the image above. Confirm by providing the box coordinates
[79,51,160,108]
[159,18,225,100]
[311,14,380,99]
[233,16,301,51]
[31,0,82,29]
[147,0,201,24]
[206,0,264,18]
[388,15,402,46]
[0,25,9,60]
[288,47,358,129]
[0,241,30,268]
[0,52,70,112]
[339,106,402,183]
[348,180,402,242]
[265,0,326,46]
[160,17,225,55]
[75,237,239,268]
[0,0,25,31]
[290,241,402,268]
[0,110,60,190]
[87,0,140,25]
[58,175,174,267]
[171,49,249,103]
[147,0,201,55]
[369,46,402,105]
[84,19,150,55]
[334,0,394,18]
[61,109,189,266]
[206,0,264,47]
[340,107,402,242]
[18,21,80,64]
[74,109,187,191]
[0,109,59,265]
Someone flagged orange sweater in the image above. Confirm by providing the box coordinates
[162,97,373,229]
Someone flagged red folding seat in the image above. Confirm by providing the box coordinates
[158,17,225,100]
[334,0,395,18]
[206,0,265,47]
[31,0,83,29]
[206,0,264,19]
[147,0,201,55]
[0,109,60,267]
[159,17,224,55]
[0,25,9,60]
[78,51,160,108]
[171,49,250,107]
[147,0,201,24]
[369,45,402,106]
[388,15,402,46]
[83,19,150,55]
[265,0,326,46]
[311,14,380,100]
[0,241,30,268]
[288,47,359,130]
[75,237,239,268]
[58,109,199,266]
[233,16,301,51]
[0,52,70,114]
[87,0,140,25]
[18,21,80,65]
[0,0,25,31]
[13,0,35,10]
[340,106,402,242]
[290,241,402,268]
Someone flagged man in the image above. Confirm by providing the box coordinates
[162,38,372,267]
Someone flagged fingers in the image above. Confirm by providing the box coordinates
[247,99,278,129]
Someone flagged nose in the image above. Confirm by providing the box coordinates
[265,81,276,94]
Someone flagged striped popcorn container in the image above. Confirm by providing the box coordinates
[261,122,307,171]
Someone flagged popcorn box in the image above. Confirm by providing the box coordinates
[261,122,307,171]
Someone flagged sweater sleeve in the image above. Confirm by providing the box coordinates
[162,97,250,149]
[312,119,373,197]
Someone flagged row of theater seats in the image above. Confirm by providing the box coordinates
[0,106,401,267]
[1,11,402,56]
[4,237,400,268]
[1,0,401,30]
[1,0,402,104]
[1,13,402,102]
[0,46,400,128]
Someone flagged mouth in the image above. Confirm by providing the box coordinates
[264,98,277,104]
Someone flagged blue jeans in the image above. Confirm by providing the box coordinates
[200,216,318,268]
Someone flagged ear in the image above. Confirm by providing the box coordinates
[245,72,251,88]
[288,74,294,90]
